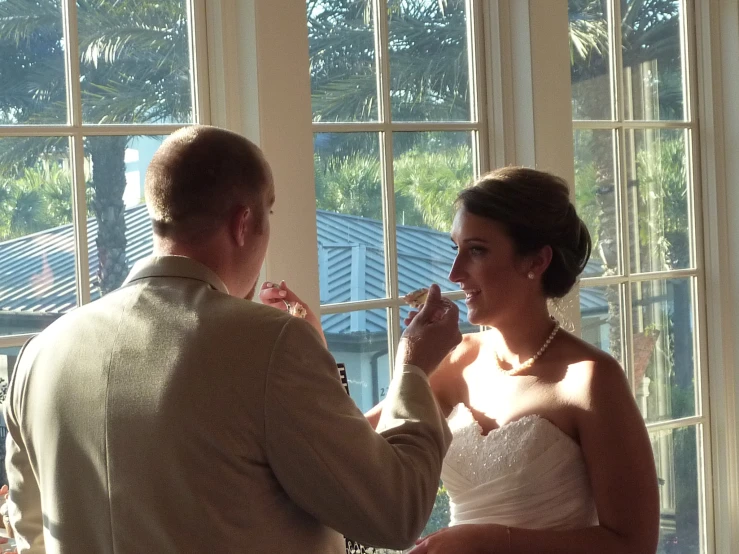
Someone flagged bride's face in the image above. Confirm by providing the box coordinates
[448,208,539,326]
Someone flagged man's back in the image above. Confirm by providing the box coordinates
[5,257,451,553]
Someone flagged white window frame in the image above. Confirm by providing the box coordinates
[695,1,739,551]
[5,0,734,547]
[0,0,211,349]
[569,0,714,551]
[172,0,739,550]
[306,0,490,370]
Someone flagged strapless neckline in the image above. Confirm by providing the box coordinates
[447,403,578,447]
[441,403,598,530]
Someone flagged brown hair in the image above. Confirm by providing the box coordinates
[145,125,269,241]
[455,167,591,298]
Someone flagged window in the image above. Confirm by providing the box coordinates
[0,0,207,483]
[307,0,487,539]
[570,1,708,552]
[308,0,485,408]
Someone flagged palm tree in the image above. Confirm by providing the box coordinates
[308,0,468,124]
[0,155,89,241]
[0,0,191,293]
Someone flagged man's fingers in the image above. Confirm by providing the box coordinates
[415,284,444,321]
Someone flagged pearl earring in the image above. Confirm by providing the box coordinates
[527,272,535,280]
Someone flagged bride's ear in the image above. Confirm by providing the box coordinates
[525,245,553,279]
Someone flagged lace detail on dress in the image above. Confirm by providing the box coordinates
[445,404,575,488]
[441,403,598,530]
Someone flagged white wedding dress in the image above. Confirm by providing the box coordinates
[440,403,598,530]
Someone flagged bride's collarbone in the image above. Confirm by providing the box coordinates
[445,374,578,439]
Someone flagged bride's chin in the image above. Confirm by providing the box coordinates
[466,309,486,327]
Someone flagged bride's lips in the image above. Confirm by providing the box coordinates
[463,288,481,304]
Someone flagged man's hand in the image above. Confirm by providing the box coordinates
[396,284,461,376]
[258,281,327,346]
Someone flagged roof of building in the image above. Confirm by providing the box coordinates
[0,204,607,335]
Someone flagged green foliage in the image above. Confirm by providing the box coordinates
[568,0,609,66]
[308,0,469,123]
[315,153,382,220]
[635,135,689,269]
[394,146,469,230]
[0,157,93,241]
[421,483,451,536]
[315,144,471,232]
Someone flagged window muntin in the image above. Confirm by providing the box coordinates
[0,0,203,339]
[309,0,484,541]
[570,0,708,552]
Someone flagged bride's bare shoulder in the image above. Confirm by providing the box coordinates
[447,331,485,369]
[429,332,483,393]
[556,330,620,367]
[555,330,629,401]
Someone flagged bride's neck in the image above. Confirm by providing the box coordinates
[486,304,555,365]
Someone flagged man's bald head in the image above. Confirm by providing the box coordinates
[145,125,270,242]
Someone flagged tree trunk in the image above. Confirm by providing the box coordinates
[88,135,128,295]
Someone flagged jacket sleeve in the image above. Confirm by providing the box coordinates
[4,338,46,554]
[263,318,452,550]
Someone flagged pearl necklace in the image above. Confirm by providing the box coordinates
[494,319,561,376]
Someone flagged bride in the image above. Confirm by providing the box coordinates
[262,167,660,554]
[382,168,657,554]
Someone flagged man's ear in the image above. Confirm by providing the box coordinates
[230,205,251,247]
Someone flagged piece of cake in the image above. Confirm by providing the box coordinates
[403,288,429,309]
[287,301,308,318]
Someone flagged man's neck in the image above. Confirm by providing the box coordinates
[153,234,237,296]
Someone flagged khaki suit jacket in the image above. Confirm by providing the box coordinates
[4,256,451,553]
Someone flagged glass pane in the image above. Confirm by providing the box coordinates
[626,129,691,273]
[323,308,389,414]
[421,482,451,537]
[0,344,21,486]
[574,129,619,276]
[394,131,473,293]
[622,0,685,121]
[651,425,702,554]
[388,0,470,122]
[78,0,194,124]
[0,0,67,125]
[315,132,386,301]
[580,284,622,363]
[307,0,378,122]
[84,135,160,297]
[569,0,613,120]
[632,278,696,423]
[0,138,75,336]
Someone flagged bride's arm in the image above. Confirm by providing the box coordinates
[365,345,463,430]
[410,356,660,554]
[365,401,384,430]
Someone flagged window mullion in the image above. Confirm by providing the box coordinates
[61,0,91,306]
[61,0,83,129]
[188,0,211,124]
[607,0,638,393]
[683,4,714,550]
[467,0,487,177]
[373,0,401,370]
[609,0,625,123]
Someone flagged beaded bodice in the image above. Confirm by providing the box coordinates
[440,403,598,530]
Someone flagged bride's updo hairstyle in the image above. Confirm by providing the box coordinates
[455,167,592,299]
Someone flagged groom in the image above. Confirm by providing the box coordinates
[4,125,460,553]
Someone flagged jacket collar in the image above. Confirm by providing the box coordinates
[123,255,230,295]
